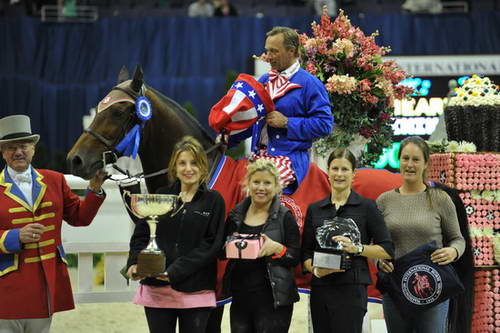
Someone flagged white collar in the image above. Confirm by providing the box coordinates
[279,60,300,79]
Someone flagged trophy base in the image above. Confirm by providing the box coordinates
[137,251,166,277]
[313,251,352,270]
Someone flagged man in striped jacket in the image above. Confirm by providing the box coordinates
[0,115,107,333]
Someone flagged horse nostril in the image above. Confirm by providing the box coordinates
[71,155,83,171]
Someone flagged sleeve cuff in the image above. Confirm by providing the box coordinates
[86,187,105,197]
[0,229,22,253]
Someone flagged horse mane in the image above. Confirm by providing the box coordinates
[147,86,215,146]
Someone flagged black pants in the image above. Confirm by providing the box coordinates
[230,292,293,333]
[144,306,212,333]
[310,284,367,333]
[205,305,224,333]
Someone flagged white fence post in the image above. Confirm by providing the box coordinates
[64,175,140,304]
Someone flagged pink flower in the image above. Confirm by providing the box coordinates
[379,112,391,121]
[358,79,371,92]
[362,93,378,105]
[306,62,317,75]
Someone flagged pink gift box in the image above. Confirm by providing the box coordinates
[225,234,263,259]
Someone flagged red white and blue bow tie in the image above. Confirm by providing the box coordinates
[265,70,301,101]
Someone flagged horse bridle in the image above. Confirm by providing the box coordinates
[85,85,143,150]
[85,84,227,183]
[84,84,158,180]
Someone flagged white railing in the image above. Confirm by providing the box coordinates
[64,175,139,303]
[64,242,138,303]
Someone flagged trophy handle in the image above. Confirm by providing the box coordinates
[122,190,143,218]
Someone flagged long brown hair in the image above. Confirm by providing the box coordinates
[167,136,209,185]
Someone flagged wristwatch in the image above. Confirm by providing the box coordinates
[355,244,364,256]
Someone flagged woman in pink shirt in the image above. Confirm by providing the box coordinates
[126,136,226,333]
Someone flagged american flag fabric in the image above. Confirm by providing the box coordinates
[209,74,274,135]
[249,149,296,187]
[265,70,302,101]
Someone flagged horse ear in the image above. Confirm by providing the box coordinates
[117,66,129,84]
[130,64,144,93]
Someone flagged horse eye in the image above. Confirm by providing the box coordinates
[111,107,128,120]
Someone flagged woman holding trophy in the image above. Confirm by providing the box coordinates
[126,136,226,333]
[222,159,301,333]
[302,148,394,333]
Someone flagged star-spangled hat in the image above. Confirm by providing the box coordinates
[209,74,274,134]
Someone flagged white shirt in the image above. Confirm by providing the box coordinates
[7,165,34,206]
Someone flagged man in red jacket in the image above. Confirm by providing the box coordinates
[0,115,107,333]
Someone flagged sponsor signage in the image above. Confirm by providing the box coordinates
[385,55,500,76]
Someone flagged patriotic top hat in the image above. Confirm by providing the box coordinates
[209,74,275,134]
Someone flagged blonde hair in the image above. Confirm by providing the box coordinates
[243,159,283,194]
[167,136,209,185]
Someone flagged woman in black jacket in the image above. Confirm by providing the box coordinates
[126,136,225,333]
[302,148,394,333]
[223,159,300,333]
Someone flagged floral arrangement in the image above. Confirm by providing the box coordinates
[299,9,413,165]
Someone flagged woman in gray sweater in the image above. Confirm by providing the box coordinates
[376,136,465,333]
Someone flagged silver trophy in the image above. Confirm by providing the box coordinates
[313,217,361,270]
[124,193,178,277]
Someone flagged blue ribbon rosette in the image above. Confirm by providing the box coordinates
[115,96,152,159]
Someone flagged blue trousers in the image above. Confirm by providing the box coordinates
[382,294,449,333]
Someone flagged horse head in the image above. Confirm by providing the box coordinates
[67,65,216,192]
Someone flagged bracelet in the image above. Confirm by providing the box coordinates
[355,244,364,256]
[272,246,287,259]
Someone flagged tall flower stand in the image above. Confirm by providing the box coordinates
[429,152,500,333]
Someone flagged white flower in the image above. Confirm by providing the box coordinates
[470,190,482,200]
[446,140,460,152]
[482,190,495,201]
[458,141,477,153]
[495,190,500,202]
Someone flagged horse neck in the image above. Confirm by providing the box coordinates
[137,98,218,193]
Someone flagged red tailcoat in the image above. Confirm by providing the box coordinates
[0,168,105,319]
